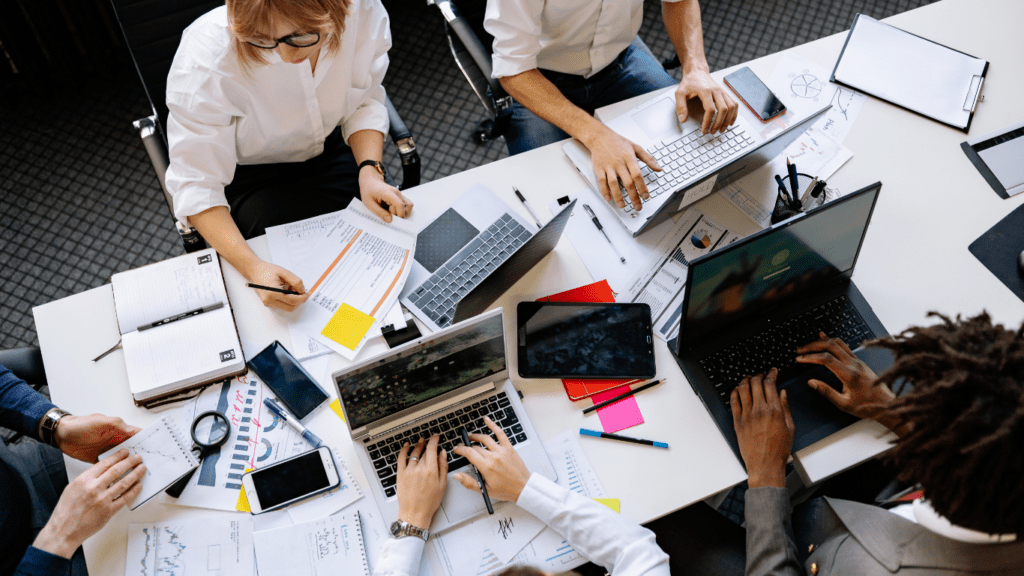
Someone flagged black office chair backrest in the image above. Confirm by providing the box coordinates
[111,0,225,141]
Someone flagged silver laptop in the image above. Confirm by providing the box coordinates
[563,91,830,236]
[400,185,576,332]
[331,308,556,531]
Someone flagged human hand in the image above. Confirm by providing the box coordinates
[54,414,140,463]
[452,416,532,502]
[360,171,414,223]
[582,123,661,212]
[32,449,145,559]
[796,332,899,429]
[675,68,738,134]
[731,369,794,488]
[396,435,448,529]
[247,260,309,312]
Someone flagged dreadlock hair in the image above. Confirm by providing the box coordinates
[868,311,1024,536]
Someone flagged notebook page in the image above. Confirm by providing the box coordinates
[112,248,227,332]
[126,516,254,576]
[99,415,199,510]
[122,307,243,398]
[254,513,368,576]
[833,15,985,128]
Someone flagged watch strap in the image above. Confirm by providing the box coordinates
[39,407,71,448]
[358,159,387,179]
[390,519,429,541]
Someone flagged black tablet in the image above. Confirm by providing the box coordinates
[516,302,656,379]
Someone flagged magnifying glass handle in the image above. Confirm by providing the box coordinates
[165,467,198,498]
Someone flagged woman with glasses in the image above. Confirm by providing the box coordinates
[164,0,412,311]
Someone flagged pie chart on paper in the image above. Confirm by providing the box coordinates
[691,233,712,249]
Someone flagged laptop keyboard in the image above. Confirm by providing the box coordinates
[407,214,530,328]
[698,295,875,407]
[365,391,528,498]
[620,125,754,213]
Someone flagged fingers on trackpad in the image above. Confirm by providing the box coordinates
[441,481,487,523]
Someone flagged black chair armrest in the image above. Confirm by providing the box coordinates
[385,96,421,190]
[430,0,508,102]
[0,347,46,388]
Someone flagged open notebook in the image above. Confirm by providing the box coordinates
[111,248,245,405]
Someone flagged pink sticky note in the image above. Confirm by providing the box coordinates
[591,385,645,433]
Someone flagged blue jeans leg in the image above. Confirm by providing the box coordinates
[592,41,678,109]
[505,101,571,155]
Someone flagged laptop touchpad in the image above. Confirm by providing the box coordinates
[441,474,487,523]
[415,208,479,273]
[780,366,859,450]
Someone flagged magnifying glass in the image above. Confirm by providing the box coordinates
[165,410,231,498]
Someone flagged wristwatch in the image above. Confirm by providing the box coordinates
[39,407,71,448]
[390,519,429,542]
[358,159,388,180]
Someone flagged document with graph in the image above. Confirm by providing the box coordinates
[99,415,199,510]
[125,516,254,576]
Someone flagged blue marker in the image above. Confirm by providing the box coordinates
[579,428,668,449]
[264,398,322,448]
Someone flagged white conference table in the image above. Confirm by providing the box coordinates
[32,0,1024,572]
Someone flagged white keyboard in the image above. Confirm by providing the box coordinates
[620,125,755,213]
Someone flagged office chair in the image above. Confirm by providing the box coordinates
[110,0,421,253]
[0,347,47,444]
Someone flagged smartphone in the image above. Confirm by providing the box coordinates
[242,447,340,514]
[516,302,656,379]
[724,66,787,122]
[247,341,328,421]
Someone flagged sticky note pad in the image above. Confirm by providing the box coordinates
[594,498,620,513]
[591,385,645,433]
[236,468,254,512]
[321,303,375,351]
[329,398,345,422]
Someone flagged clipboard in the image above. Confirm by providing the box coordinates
[830,14,988,133]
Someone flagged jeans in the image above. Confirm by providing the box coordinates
[505,40,677,155]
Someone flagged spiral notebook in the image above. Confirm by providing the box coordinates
[254,512,368,576]
[99,415,199,511]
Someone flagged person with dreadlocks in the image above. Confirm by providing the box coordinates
[731,312,1024,575]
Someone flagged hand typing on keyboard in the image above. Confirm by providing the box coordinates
[451,416,532,502]
[395,435,447,529]
[674,68,738,135]
[580,122,662,213]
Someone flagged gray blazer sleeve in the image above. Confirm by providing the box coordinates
[744,487,802,576]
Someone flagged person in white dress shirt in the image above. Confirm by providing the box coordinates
[165,0,413,311]
[484,0,738,215]
[376,417,670,576]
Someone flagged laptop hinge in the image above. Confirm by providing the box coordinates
[364,381,497,440]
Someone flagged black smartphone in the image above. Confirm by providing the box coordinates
[724,66,787,122]
[242,447,340,514]
[516,302,656,379]
[247,341,328,421]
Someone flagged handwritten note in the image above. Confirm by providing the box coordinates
[254,513,368,576]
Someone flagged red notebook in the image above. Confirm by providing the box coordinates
[536,281,637,401]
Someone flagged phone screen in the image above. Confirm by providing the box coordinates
[249,450,333,510]
[517,303,656,379]
[247,342,329,420]
[724,67,787,122]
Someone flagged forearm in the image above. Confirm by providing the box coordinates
[662,0,710,75]
[743,487,802,576]
[188,206,263,279]
[0,367,55,439]
[348,129,386,166]
[499,71,607,148]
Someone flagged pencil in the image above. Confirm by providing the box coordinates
[579,428,669,449]
[583,379,663,415]
[246,283,301,295]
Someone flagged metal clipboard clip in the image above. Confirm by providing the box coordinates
[963,74,984,113]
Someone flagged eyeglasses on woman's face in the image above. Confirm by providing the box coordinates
[246,31,320,49]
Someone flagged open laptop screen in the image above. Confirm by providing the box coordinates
[337,314,506,429]
[680,183,881,349]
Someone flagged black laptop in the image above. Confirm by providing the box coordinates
[668,182,893,462]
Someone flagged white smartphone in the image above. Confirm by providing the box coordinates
[242,446,340,514]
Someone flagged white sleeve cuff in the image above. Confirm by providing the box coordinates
[490,54,540,79]
[372,536,425,576]
[515,472,567,524]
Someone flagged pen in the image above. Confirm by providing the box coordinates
[137,302,224,332]
[774,175,792,204]
[583,379,664,415]
[583,204,626,264]
[246,283,301,296]
[810,180,827,199]
[263,398,322,448]
[460,428,494,514]
[513,187,543,229]
[786,158,800,200]
[579,428,669,449]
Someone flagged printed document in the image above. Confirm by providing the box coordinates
[126,516,254,576]
[765,54,868,144]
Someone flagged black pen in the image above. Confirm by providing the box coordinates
[774,175,792,204]
[513,187,543,228]
[460,428,494,514]
[137,302,224,332]
[583,379,663,415]
[786,158,800,200]
[583,204,626,263]
[246,283,301,295]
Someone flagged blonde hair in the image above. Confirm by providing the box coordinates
[226,0,351,69]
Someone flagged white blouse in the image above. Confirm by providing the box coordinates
[485,0,683,79]
[164,1,391,225]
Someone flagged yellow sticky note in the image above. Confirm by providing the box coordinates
[321,303,375,351]
[330,399,346,422]
[236,468,255,512]
[594,498,620,513]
